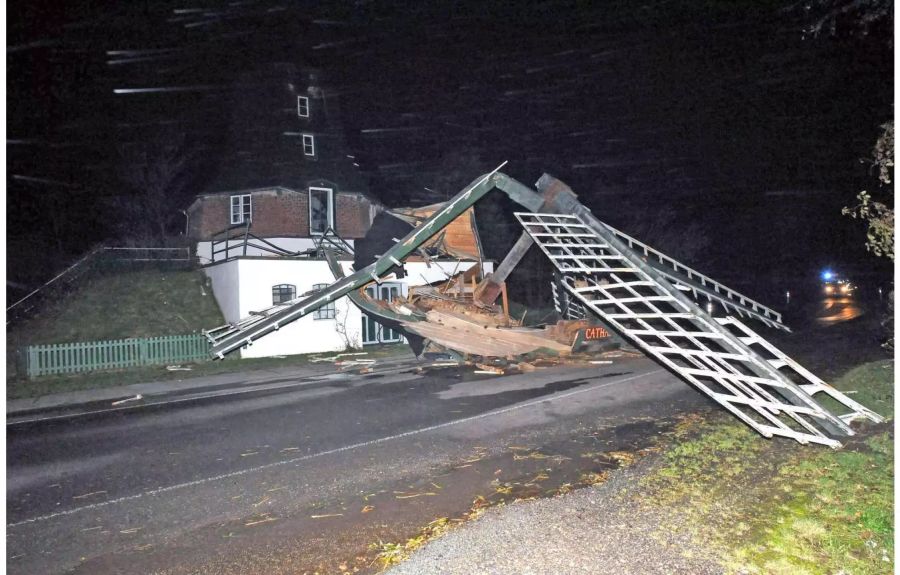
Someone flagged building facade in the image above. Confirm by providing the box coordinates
[190,63,487,358]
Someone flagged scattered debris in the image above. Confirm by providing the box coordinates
[310,352,369,363]
[245,514,278,526]
[310,513,344,519]
[394,491,437,499]
[474,363,504,375]
[72,490,107,500]
[512,451,550,461]
[111,394,142,406]
[338,359,377,370]
[165,365,192,371]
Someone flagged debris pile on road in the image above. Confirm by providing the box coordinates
[344,263,619,362]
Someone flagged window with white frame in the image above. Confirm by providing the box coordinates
[302,133,315,156]
[230,194,252,225]
[308,187,334,235]
[297,96,309,118]
[272,284,296,305]
[312,283,336,319]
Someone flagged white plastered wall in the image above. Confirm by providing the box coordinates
[202,258,494,358]
[204,258,362,358]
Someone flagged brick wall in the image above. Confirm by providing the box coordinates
[189,189,373,240]
[335,194,373,238]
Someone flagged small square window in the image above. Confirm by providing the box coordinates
[302,134,315,156]
[312,283,336,319]
[297,96,309,118]
[272,284,296,305]
[230,194,251,225]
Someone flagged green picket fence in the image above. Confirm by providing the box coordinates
[26,334,210,378]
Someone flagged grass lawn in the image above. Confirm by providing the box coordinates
[642,360,894,575]
[7,269,224,347]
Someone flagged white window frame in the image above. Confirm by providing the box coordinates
[312,283,336,320]
[308,187,334,236]
[297,96,310,118]
[302,133,315,156]
[272,284,296,305]
[230,194,252,225]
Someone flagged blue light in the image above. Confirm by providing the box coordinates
[821,270,834,281]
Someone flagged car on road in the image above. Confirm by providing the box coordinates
[823,278,856,297]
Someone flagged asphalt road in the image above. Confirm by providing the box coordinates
[7,357,704,574]
[815,295,865,325]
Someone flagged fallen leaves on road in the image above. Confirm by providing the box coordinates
[361,505,375,513]
[579,471,610,486]
[524,471,550,486]
[608,451,636,466]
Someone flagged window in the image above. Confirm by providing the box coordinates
[308,187,334,235]
[272,284,296,305]
[312,283,336,319]
[230,194,251,225]
[302,133,315,156]
[297,96,309,118]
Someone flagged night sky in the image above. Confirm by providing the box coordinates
[6,0,894,298]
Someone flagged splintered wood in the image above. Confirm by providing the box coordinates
[403,310,574,357]
[356,259,595,359]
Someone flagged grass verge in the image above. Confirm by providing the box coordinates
[8,270,224,346]
[641,359,894,575]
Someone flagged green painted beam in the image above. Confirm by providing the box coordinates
[209,165,513,358]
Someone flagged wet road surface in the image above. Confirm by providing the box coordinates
[815,295,865,325]
[6,357,704,574]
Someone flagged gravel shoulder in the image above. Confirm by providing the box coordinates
[388,451,723,575]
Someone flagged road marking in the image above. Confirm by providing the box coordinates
[7,368,664,528]
[7,364,419,426]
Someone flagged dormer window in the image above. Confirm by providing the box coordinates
[302,134,315,156]
[297,96,309,118]
[309,187,334,235]
[230,194,251,225]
